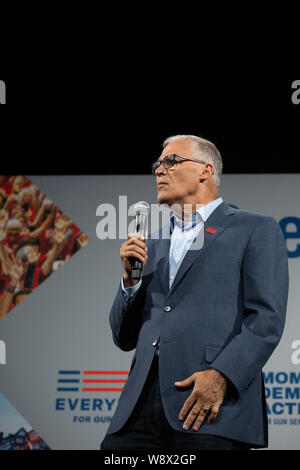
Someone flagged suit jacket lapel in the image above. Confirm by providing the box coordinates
[167,202,236,296]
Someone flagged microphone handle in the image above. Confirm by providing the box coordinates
[130,258,143,280]
[130,209,148,280]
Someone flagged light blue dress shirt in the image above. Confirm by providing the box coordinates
[121,197,223,300]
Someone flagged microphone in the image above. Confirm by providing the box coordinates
[130,201,150,280]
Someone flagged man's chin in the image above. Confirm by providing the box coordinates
[157,194,170,205]
[157,188,176,207]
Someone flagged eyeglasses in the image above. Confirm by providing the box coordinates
[151,154,207,175]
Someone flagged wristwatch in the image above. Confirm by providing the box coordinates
[7,285,15,294]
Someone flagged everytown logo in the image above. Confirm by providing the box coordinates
[55,369,129,423]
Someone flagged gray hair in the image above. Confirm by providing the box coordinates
[162,134,223,187]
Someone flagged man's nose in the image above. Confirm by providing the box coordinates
[155,162,167,177]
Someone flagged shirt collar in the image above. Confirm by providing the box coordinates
[170,197,223,233]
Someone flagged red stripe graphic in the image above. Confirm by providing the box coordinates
[83,371,129,375]
[83,379,126,383]
[82,387,124,392]
[82,371,129,392]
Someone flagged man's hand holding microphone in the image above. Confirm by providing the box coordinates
[120,233,148,288]
[120,201,150,288]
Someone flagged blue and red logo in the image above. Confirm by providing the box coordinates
[57,370,129,393]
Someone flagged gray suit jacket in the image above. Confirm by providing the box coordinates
[106,201,289,447]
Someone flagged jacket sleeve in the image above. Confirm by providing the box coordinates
[209,216,289,397]
[109,279,146,351]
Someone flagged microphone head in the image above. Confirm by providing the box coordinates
[134,201,150,215]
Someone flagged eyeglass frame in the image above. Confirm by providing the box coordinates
[151,154,208,175]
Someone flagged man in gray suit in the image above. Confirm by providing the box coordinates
[100,135,289,450]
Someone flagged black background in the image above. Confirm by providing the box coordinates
[0,6,299,176]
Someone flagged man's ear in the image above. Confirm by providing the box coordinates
[199,163,214,181]
[205,163,214,177]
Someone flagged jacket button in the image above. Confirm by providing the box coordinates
[164,306,171,312]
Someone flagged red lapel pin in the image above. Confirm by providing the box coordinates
[205,226,217,234]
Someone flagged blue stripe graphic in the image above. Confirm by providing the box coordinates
[58,379,80,383]
[58,370,80,374]
[57,387,79,392]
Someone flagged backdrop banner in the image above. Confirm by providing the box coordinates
[0,174,299,450]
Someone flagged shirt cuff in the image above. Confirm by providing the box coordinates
[121,277,142,302]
